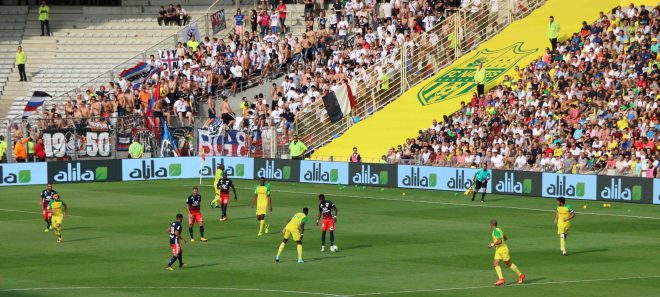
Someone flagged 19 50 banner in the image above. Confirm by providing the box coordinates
[42,129,113,159]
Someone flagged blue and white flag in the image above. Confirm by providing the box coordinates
[160,119,180,157]
[119,62,156,88]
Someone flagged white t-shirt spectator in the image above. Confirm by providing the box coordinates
[422,15,435,32]
[174,99,188,113]
[338,20,349,36]
[231,65,243,78]
[491,154,504,168]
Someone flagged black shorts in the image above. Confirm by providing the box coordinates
[475,180,488,190]
[153,111,163,118]
[208,108,215,119]
[221,112,234,123]
[233,77,242,83]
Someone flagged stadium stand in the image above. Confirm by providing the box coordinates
[0,6,28,104]
[388,4,659,177]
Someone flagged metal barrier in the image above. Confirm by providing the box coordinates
[295,0,547,154]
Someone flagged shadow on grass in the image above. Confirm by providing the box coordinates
[64,237,102,242]
[341,244,373,251]
[569,249,609,255]
[521,277,546,284]
[185,263,221,269]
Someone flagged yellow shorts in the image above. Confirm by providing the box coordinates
[256,203,267,215]
[283,225,301,241]
[51,215,63,226]
[494,246,510,261]
[557,223,570,235]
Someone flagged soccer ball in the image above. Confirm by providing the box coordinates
[330,245,338,252]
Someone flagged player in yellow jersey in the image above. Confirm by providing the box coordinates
[488,219,525,286]
[555,197,576,256]
[276,208,308,263]
[210,164,225,208]
[47,194,68,243]
[252,177,272,236]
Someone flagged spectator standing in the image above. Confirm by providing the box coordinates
[235,9,245,36]
[38,0,50,36]
[350,147,362,162]
[34,138,46,162]
[26,137,35,162]
[15,46,27,82]
[474,62,485,96]
[548,16,560,52]
[0,135,7,163]
[186,35,200,52]
[277,1,287,34]
[289,135,307,160]
[129,138,144,159]
[13,137,27,163]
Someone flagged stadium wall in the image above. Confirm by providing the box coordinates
[2,159,659,205]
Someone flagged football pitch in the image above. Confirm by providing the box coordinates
[1,179,660,297]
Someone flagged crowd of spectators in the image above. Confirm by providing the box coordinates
[387,4,660,177]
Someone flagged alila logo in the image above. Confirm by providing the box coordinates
[352,165,388,185]
[257,160,291,180]
[303,163,338,182]
[496,172,532,194]
[417,42,537,106]
[600,178,642,201]
[546,175,585,197]
[129,160,181,179]
[446,170,472,190]
[53,163,108,182]
[200,158,245,177]
[402,167,436,188]
[0,166,31,184]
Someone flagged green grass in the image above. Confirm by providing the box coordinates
[1,179,660,297]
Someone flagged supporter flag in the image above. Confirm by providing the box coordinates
[119,62,155,88]
[158,49,178,73]
[182,23,200,42]
[22,91,51,118]
[144,81,161,135]
[160,119,180,157]
[322,81,357,123]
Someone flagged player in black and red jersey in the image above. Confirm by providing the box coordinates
[216,172,238,221]
[186,187,207,242]
[166,213,186,271]
[316,194,338,252]
[40,183,58,232]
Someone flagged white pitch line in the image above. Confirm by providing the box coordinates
[348,275,660,296]
[233,187,660,221]
[0,208,83,218]
[0,286,345,296]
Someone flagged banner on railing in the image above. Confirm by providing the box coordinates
[210,9,226,34]
[0,163,48,186]
[397,165,491,193]
[199,156,254,180]
[198,128,249,156]
[299,160,349,185]
[253,158,299,182]
[158,49,179,74]
[43,129,112,159]
[122,157,199,181]
[349,163,397,187]
[491,170,542,197]
[47,160,121,183]
[596,176,653,204]
[541,173,597,201]
[654,179,660,205]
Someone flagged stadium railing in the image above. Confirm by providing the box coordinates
[294,0,547,156]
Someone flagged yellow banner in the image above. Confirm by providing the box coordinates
[313,0,656,161]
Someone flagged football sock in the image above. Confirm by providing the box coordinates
[471,192,476,201]
[297,244,303,260]
[200,226,205,237]
[259,220,265,233]
[211,195,220,206]
[178,251,183,265]
[221,205,227,217]
[276,242,286,257]
[509,264,522,276]
[330,231,334,245]
[167,256,177,267]
[189,227,193,238]
[481,193,486,201]
[55,228,61,237]
[45,220,51,229]
[321,231,326,245]
[560,237,566,252]
[494,265,503,279]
